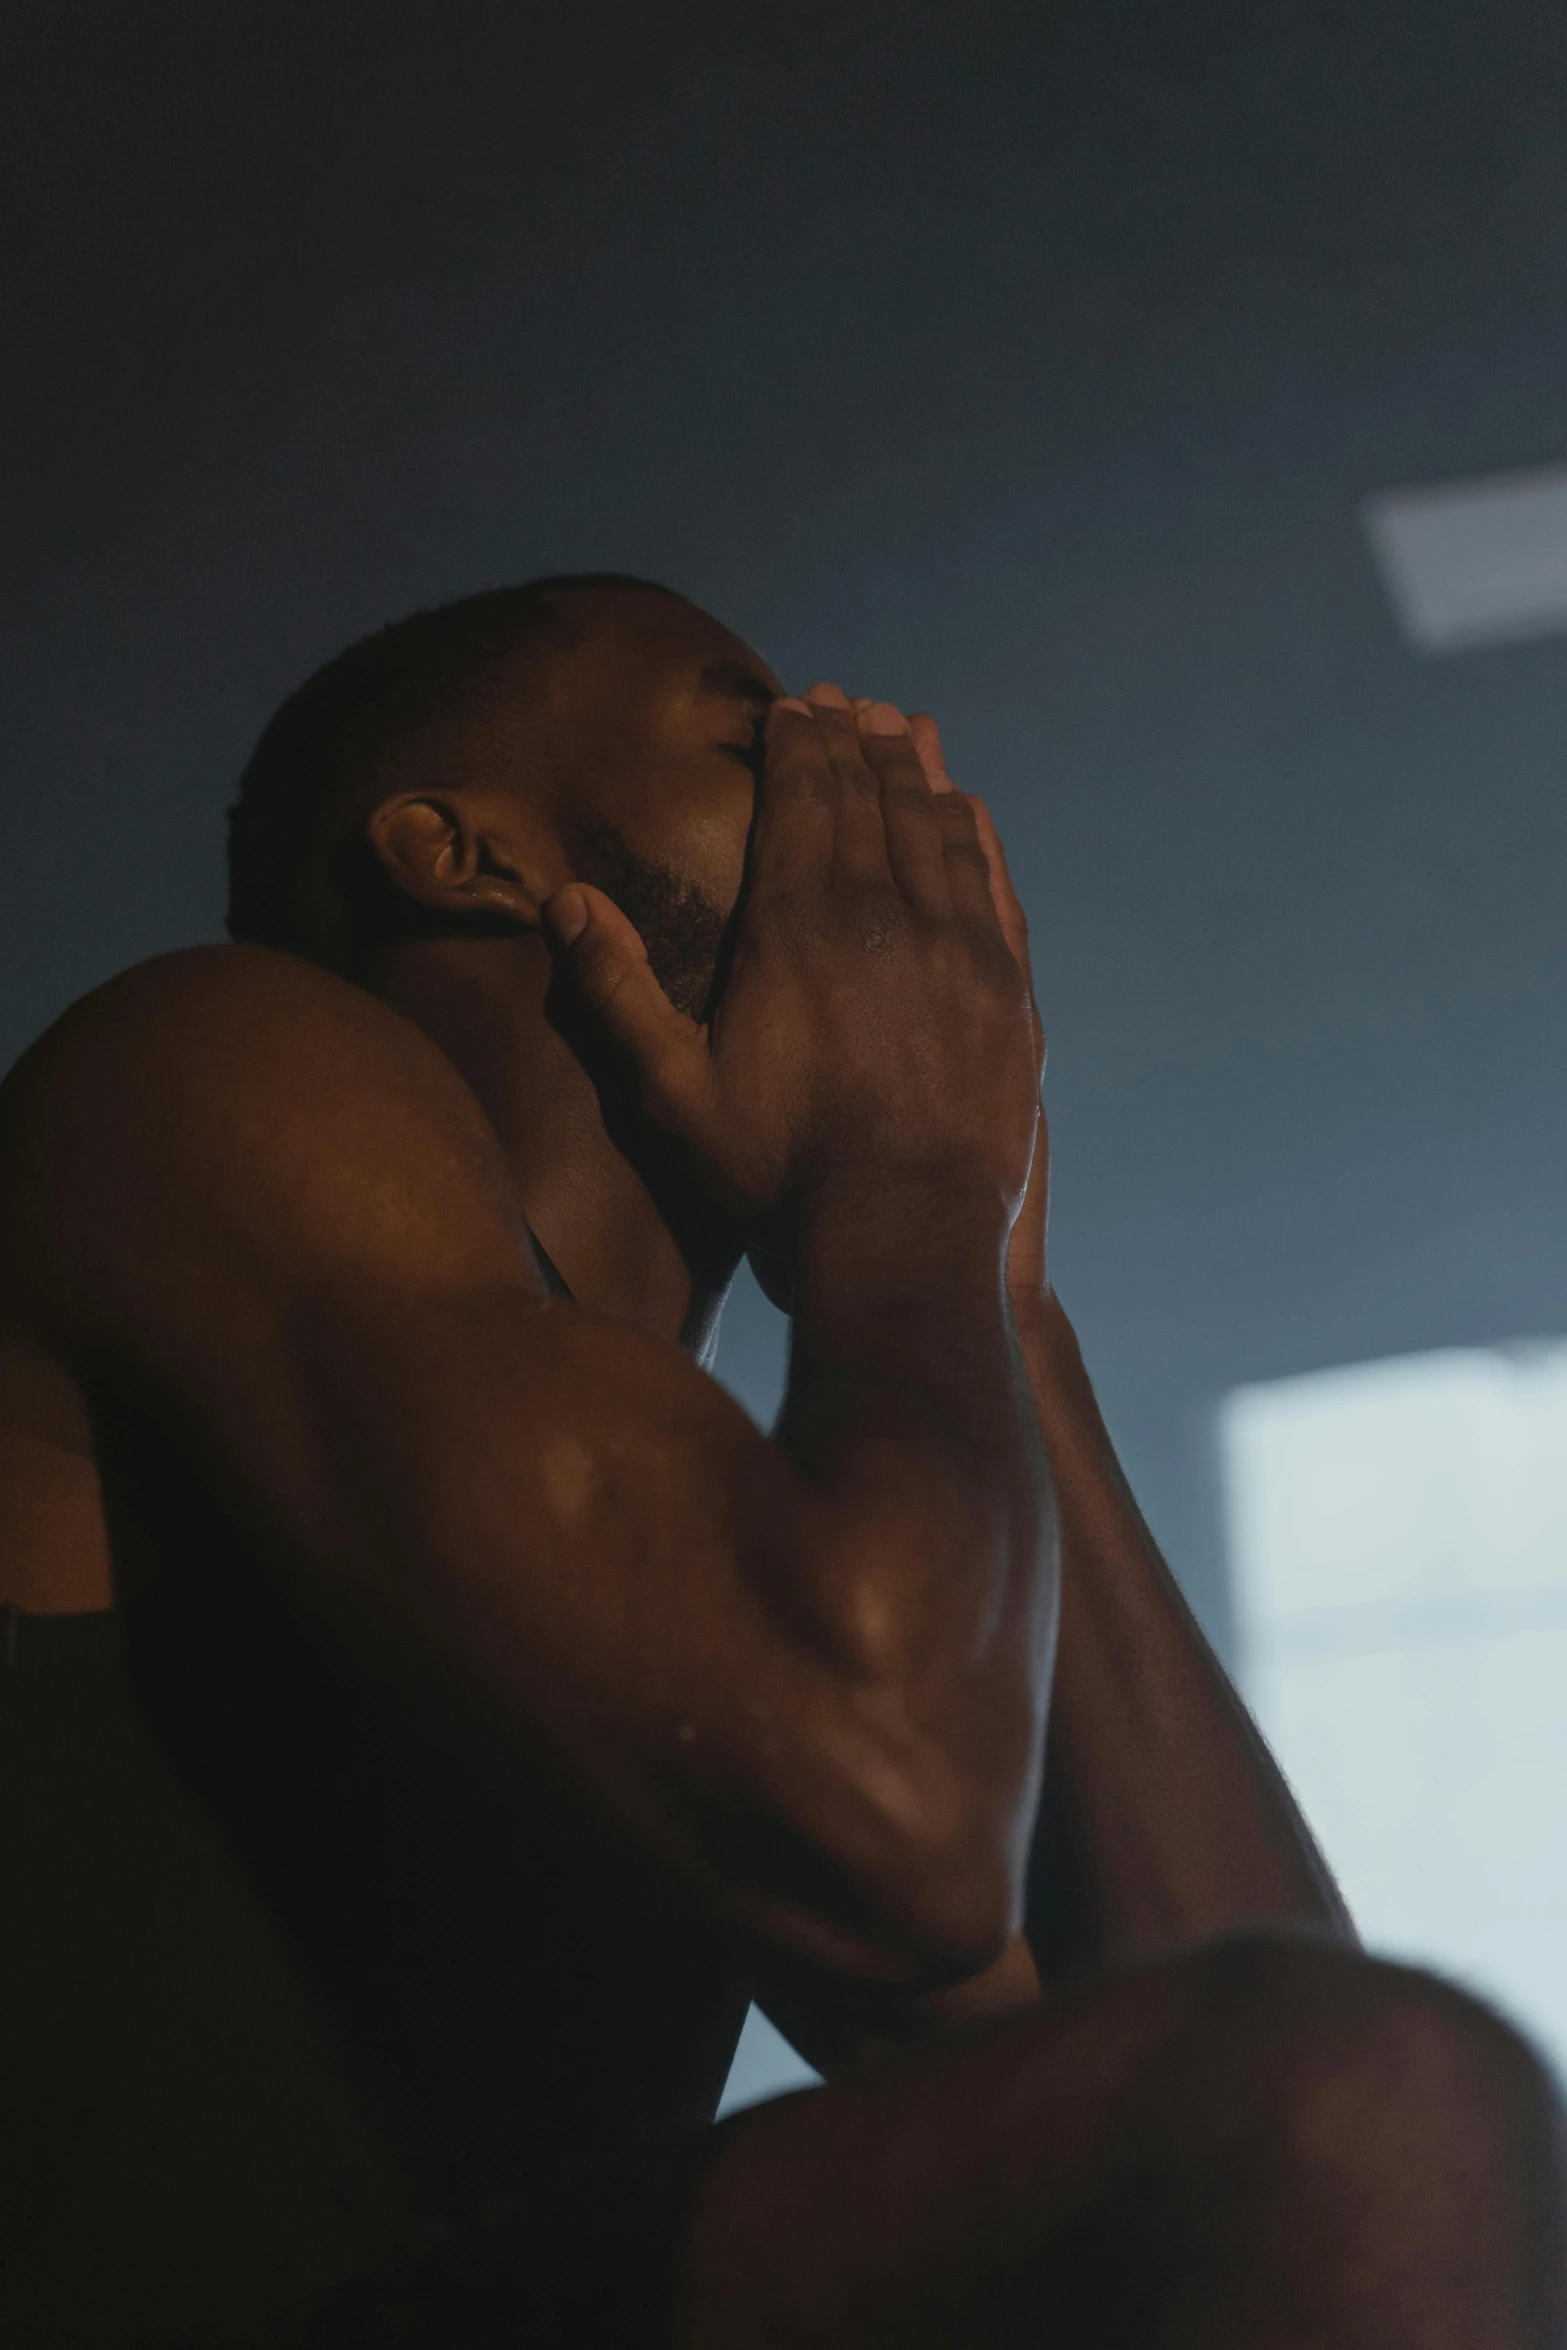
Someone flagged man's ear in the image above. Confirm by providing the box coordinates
[366,791,546,927]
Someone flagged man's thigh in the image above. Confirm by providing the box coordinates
[679,1933,1566,2350]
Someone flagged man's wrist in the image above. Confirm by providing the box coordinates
[801,1155,1013,1296]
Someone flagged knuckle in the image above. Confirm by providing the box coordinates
[847,909,900,957]
[772,745,832,795]
[843,880,910,953]
[751,888,818,957]
[569,935,618,990]
[585,944,638,1003]
[769,718,829,765]
[782,768,838,814]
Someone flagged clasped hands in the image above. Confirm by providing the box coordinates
[547,677,1050,1311]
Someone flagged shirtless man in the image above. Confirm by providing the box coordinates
[0,574,1560,2348]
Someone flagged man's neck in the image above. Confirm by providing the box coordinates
[369,932,736,1354]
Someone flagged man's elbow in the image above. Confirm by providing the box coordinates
[889,1795,1026,1984]
[817,1753,1026,1990]
[723,1679,1036,1988]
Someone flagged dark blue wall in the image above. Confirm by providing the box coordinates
[6,0,1566,1649]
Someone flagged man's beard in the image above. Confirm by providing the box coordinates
[560,815,734,1022]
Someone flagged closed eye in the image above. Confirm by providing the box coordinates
[715,722,765,776]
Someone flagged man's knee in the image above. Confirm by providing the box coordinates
[681,1938,1567,2350]
[1175,1929,1561,2159]
[1154,1932,1567,2345]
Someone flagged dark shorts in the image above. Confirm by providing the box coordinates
[299,2128,729,2350]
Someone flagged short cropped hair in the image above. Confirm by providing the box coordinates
[225,573,681,968]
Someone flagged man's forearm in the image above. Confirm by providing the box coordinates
[749,1277,1348,2074]
[1016,1290,1352,1978]
[746,1167,1057,1967]
[776,1166,1055,1694]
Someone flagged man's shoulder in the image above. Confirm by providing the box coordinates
[0,946,520,1320]
[9,943,415,1090]
[3,944,474,1144]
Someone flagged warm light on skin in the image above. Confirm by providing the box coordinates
[537,599,788,942]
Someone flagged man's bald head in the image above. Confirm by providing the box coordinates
[225,574,688,974]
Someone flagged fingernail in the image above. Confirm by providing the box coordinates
[547,888,588,946]
[862,701,907,735]
[775,697,814,717]
[803,682,851,707]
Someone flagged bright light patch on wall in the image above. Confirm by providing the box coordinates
[1223,1344,1567,2071]
[1365,461,1567,652]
